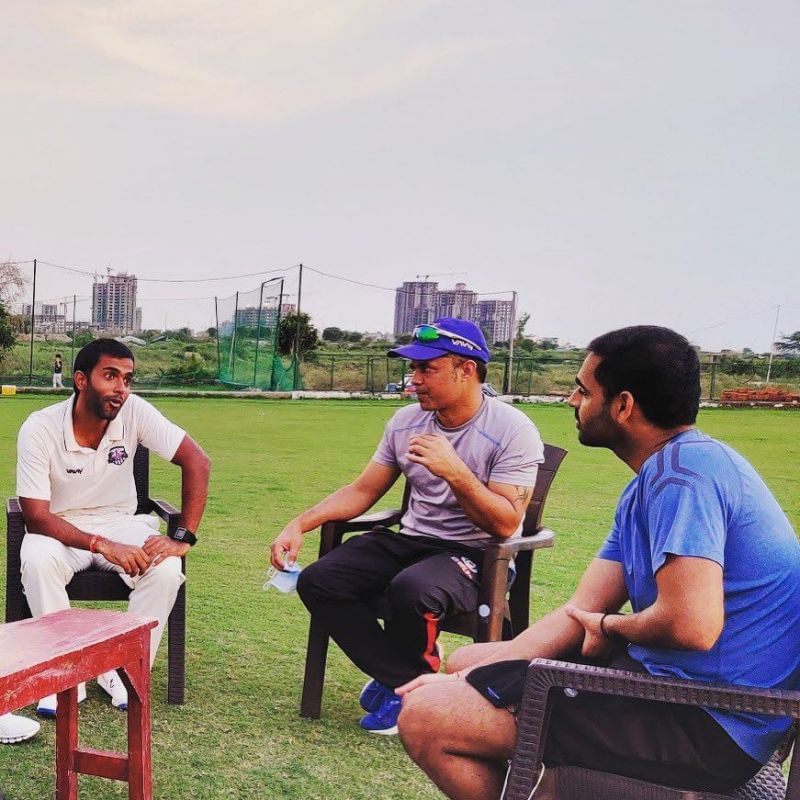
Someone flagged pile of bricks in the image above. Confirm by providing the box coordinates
[721,388,800,403]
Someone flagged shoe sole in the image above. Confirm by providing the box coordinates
[0,733,38,743]
[362,725,398,735]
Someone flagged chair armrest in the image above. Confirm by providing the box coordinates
[524,659,800,716]
[149,498,180,539]
[506,658,800,800]
[150,498,180,521]
[319,508,403,554]
[490,528,555,556]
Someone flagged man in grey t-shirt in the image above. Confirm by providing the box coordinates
[270,318,543,734]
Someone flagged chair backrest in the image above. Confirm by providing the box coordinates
[396,444,567,536]
[134,445,150,514]
[523,444,568,535]
[396,442,567,530]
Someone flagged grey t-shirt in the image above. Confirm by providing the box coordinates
[372,397,544,547]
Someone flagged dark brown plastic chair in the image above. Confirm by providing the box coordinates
[5,446,187,705]
[504,658,800,799]
[299,443,568,719]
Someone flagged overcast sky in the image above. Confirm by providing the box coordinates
[1,1,798,351]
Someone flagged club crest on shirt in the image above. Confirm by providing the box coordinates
[108,446,128,466]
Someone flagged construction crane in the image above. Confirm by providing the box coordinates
[415,272,466,281]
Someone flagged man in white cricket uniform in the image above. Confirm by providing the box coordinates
[16,338,211,715]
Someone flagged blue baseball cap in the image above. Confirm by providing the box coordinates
[388,318,490,364]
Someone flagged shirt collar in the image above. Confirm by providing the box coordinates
[62,395,125,451]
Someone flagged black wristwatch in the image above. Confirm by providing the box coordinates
[169,526,197,546]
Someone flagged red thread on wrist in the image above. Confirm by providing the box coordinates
[89,535,101,554]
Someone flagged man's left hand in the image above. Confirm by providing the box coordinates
[564,604,615,659]
[396,671,461,696]
[143,535,190,563]
[407,434,467,481]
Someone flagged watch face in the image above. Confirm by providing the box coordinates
[172,527,196,545]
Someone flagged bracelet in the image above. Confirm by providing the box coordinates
[600,612,618,638]
[88,535,102,554]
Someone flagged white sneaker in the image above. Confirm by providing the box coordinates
[97,670,128,711]
[36,683,87,718]
[0,712,40,743]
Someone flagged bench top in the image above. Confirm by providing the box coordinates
[0,609,156,713]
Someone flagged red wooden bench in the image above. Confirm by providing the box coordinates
[0,608,157,799]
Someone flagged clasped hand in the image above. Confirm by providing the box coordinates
[407,434,465,480]
[96,535,188,577]
[564,604,615,659]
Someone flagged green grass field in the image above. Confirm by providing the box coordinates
[0,397,798,799]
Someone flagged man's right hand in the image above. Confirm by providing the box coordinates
[270,523,303,570]
[96,539,152,577]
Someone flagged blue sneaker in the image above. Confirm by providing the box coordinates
[359,679,393,713]
[359,692,402,735]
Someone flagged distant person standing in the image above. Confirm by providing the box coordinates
[52,353,64,389]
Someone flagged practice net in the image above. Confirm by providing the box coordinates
[216,280,301,390]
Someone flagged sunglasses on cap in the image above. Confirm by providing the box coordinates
[412,324,483,353]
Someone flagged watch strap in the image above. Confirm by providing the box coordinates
[169,526,197,546]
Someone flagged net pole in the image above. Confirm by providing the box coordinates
[766,305,781,384]
[214,297,221,381]
[28,258,37,385]
[293,263,303,390]
[527,357,534,396]
[270,278,284,391]
[503,291,517,394]
[70,295,77,379]
[253,281,265,388]
[230,292,239,382]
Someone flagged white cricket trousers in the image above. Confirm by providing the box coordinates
[20,514,185,668]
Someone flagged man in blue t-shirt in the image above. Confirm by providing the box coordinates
[396,325,800,799]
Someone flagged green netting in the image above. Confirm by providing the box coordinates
[215,281,302,390]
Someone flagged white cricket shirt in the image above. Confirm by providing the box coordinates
[16,394,186,523]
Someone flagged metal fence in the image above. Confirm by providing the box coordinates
[299,352,800,399]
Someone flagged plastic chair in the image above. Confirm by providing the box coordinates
[504,658,799,799]
[299,443,568,719]
[5,446,187,705]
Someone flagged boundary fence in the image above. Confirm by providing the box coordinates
[290,352,800,400]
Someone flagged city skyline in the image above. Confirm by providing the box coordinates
[7,260,794,354]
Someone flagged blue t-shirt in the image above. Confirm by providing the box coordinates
[598,429,800,764]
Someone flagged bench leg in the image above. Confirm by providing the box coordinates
[124,644,153,799]
[55,686,79,800]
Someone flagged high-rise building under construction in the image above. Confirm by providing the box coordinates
[92,272,141,334]
[393,280,514,344]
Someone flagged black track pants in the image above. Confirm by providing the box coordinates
[297,528,485,688]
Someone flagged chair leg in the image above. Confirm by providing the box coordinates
[300,616,330,719]
[167,582,186,705]
[5,587,31,624]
